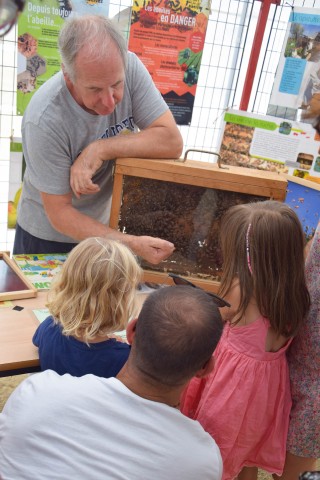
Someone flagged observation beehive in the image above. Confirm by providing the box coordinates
[110,157,287,292]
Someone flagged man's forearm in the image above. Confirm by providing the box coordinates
[95,123,183,161]
[43,186,174,264]
[48,204,134,245]
[46,204,174,264]
[70,111,183,199]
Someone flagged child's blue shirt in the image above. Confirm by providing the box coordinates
[33,316,130,377]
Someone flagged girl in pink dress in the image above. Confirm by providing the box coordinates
[181,200,310,480]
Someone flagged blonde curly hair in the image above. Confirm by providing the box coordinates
[47,237,142,343]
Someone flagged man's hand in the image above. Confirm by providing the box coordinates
[70,141,104,198]
[131,236,175,265]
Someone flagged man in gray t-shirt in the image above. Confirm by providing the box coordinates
[14,15,183,263]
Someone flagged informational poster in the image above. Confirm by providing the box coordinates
[8,140,24,229]
[128,0,211,125]
[17,0,109,115]
[269,8,320,124]
[218,109,320,180]
[218,110,320,239]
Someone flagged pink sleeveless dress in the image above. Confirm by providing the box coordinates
[181,317,292,480]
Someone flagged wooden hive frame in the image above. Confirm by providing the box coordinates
[110,158,288,292]
[0,252,37,301]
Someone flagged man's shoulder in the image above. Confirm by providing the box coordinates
[28,71,62,101]
[175,417,222,478]
[173,410,220,449]
[126,51,145,75]
[127,51,138,64]
[10,370,112,401]
[23,72,65,124]
[150,410,222,479]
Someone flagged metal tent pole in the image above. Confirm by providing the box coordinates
[239,0,281,111]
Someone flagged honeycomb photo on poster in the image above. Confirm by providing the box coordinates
[219,123,253,167]
[296,152,314,170]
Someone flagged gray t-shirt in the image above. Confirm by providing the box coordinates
[19,52,169,243]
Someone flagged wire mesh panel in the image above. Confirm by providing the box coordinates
[111,0,259,161]
[0,24,21,251]
[180,0,255,161]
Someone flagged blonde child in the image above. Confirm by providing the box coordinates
[181,200,310,480]
[33,237,142,377]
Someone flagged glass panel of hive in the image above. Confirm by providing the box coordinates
[119,176,268,281]
[110,158,288,291]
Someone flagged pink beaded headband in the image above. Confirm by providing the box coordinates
[246,223,253,275]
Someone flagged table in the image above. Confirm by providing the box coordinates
[0,292,47,376]
[0,291,148,377]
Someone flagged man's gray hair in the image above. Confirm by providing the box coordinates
[58,15,128,82]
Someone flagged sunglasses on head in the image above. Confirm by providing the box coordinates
[168,273,230,308]
[0,0,25,37]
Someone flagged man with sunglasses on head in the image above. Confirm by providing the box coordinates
[0,286,223,479]
[13,14,183,264]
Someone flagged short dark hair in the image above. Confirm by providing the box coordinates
[132,286,223,386]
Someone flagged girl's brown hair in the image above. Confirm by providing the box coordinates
[47,237,142,343]
[218,200,310,336]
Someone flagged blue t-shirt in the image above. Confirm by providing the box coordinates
[33,316,130,377]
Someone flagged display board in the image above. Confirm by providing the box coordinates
[128,0,210,125]
[269,7,320,124]
[17,0,110,114]
[218,109,320,179]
